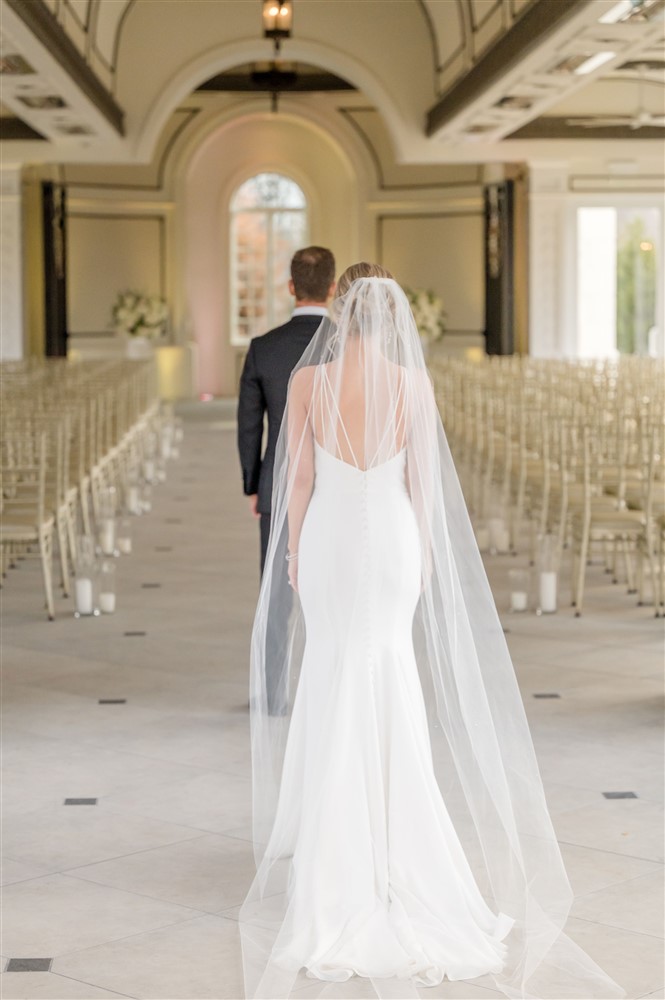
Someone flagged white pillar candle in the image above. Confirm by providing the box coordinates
[75,577,93,615]
[488,517,507,551]
[117,536,132,555]
[496,528,510,553]
[99,518,115,555]
[99,592,116,614]
[127,486,140,514]
[539,571,558,613]
[511,591,528,612]
[475,527,490,552]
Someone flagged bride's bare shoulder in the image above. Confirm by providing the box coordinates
[289,365,316,398]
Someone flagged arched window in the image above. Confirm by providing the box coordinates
[230,172,308,346]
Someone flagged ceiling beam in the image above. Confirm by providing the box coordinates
[508,116,665,140]
[426,0,594,137]
[4,0,124,136]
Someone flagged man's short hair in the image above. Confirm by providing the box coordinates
[290,246,336,302]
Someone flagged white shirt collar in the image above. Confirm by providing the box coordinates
[291,306,328,318]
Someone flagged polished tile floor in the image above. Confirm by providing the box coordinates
[2,403,663,1000]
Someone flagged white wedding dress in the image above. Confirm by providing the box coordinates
[261,432,513,984]
[241,277,625,1000]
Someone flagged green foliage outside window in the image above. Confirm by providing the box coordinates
[616,217,656,355]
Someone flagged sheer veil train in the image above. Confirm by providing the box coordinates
[238,268,625,1000]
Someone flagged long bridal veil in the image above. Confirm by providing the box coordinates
[239,276,624,1000]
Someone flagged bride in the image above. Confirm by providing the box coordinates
[239,263,624,1000]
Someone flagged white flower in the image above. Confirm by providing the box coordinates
[111,290,169,337]
[404,286,446,342]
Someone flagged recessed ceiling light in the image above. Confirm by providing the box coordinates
[56,123,93,135]
[0,53,35,75]
[495,95,534,110]
[574,51,616,74]
[599,0,663,22]
[18,94,67,109]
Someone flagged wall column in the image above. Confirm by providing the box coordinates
[528,162,571,358]
[1,164,25,360]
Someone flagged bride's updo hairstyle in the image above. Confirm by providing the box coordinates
[331,262,396,334]
[333,261,394,300]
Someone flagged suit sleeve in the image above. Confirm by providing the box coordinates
[237,340,265,496]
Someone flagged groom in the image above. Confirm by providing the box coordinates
[237,245,336,574]
[238,246,335,715]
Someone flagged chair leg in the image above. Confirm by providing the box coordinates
[80,480,92,536]
[622,537,636,593]
[67,505,78,572]
[39,527,55,621]
[56,509,70,597]
[574,526,590,616]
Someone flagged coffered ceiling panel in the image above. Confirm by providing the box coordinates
[94,0,131,69]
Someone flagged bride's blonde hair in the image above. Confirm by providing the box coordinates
[333,262,394,300]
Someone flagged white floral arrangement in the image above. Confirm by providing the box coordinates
[111,291,169,339]
[404,287,447,342]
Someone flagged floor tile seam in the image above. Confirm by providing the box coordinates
[54,833,217,875]
[637,988,665,999]
[41,968,136,999]
[571,865,665,903]
[556,840,665,865]
[2,833,213,879]
[1,844,213,891]
[59,830,254,876]
[5,747,249,778]
[5,738,251,777]
[569,912,665,941]
[546,780,664,799]
[48,907,234,963]
[81,754,251,782]
[71,805,253,841]
[60,869,226,915]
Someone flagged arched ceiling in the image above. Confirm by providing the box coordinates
[0,0,663,162]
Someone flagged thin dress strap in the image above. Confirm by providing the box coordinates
[318,366,360,469]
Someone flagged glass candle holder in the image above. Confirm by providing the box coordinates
[117,514,132,554]
[474,521,491,553]
[160,424,173,460]
[98,486,118,520]
[508,568,530,612]
[537,533,560,615]
[98,516,117,556]
[99,560,116,614]
[74,535,99,618]
[140,481,152,513]
[488,516,510,554]
[126,474,142,516]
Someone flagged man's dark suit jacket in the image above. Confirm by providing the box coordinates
[237,314,323,515]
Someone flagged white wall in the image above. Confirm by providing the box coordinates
[68,214,165,334]
[380,213,484,333]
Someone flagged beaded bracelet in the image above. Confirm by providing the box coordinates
[286,551,299,562]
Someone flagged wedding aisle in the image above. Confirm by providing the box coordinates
[1,402,663,1000]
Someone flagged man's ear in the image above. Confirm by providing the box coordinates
[288,278,296,297]
[328,282,336,299]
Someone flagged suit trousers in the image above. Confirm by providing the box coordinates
[260,513,293,716]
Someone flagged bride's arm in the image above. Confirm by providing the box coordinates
[286,369,315,575]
